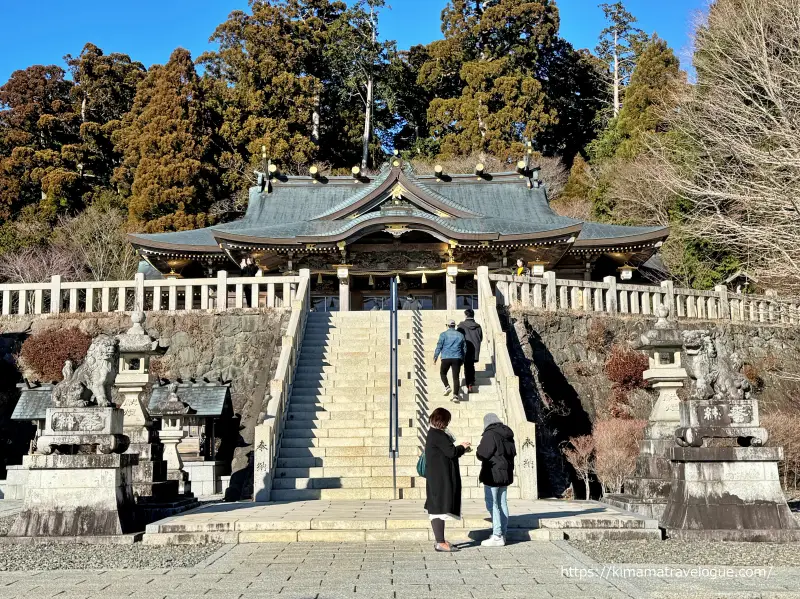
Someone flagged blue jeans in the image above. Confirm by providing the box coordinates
[484,485,509,537]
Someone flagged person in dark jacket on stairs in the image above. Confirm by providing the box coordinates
[425,407,471,552]
[457,309,483,393]
[476,413,516,547]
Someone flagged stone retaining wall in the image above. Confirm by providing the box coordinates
[506,308,800,498]
[0,310,288,498]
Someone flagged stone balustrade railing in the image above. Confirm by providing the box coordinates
[0,271,301,316]
[490,273,800,324]
[253,269,311,502]
[477,267,537,500]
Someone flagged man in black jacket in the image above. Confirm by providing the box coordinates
[476,413,516,547]
[457,309,483,393]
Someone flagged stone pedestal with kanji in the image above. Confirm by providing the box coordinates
[660,329,800,541]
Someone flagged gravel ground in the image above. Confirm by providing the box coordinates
[0,543,220,571]
[572,539,800,567]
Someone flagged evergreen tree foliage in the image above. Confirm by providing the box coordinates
[536,40,607,161]
[200,0,353,185]
[0,65,81,218]
[385,45,435,153]
[112,48,221,232]
[421,0,561,160]
[324,0,393,169]
[65,44,146,189]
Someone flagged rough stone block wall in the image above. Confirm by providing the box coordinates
[505,308,800,498]
[0,310,288,498]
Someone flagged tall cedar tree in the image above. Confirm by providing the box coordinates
[112,48,221,232]
[65,44,145,189]
[0,65,82,219]
[201,0,352,184]
[421,0,560,160]
[536,40,606,161]
[385,45,435,153]
[590,36,681,163]
[324,0,392,169]
[596,2,648,118]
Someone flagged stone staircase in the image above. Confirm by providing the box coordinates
[270,309,520,501]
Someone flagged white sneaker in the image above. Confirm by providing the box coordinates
[443,385,452,396]
[481,534,506,547]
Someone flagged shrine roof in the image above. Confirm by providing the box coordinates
[148,382,232,418]
[11,384,54,421]
[129,163,668,253]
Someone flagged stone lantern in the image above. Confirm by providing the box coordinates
[116,312,158,431]
[605,305,685,519]
[149,382,195,495]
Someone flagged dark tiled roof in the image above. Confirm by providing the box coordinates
[129,166,668,250]
[11,384,54,421]
[147,383,232,418]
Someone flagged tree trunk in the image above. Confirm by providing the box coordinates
[361,74,373,170]
[312,94,320,145]
[613,30,620,117]
[584,476,591,500]
[81,96,87,123]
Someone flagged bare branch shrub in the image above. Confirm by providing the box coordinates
[604,344,650,417]
[550,196,592,219]
[763,411,800,490]
[645,0,800,294]
[55,204,139,281]
[586,320,614,353]
[0,245,82,283]
[562,435,594,499]
[593,418,646,494]
[19,328,92,382]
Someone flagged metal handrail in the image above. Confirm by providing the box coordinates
[388,277,400,499]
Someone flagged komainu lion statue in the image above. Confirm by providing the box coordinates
[52,335,119,408]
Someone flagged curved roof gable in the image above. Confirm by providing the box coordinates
[314,164,481,220]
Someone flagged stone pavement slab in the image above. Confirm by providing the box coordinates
[2,540,799,598]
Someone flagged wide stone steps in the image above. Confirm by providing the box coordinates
[272,309,506,501]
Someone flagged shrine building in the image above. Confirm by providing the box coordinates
[129,159,669,312]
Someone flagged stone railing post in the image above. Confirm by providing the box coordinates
[603,276,617,314]
[49,275,61,314]
[714,285,730,321]
[544,271,557,311]
[134,272,145,312]
[337,266,350,312]
[216,270,228,312]
[660,280,675,318]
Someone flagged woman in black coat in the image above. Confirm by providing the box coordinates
[425,407,471,552]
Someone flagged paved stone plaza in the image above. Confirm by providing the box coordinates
[1,538,799,599]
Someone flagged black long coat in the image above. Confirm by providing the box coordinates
[424,427,466,516]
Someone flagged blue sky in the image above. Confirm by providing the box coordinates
[0,0,704,83]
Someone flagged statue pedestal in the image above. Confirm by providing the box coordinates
[8,407,138,538]
[9,452,137,537]
[661,446,800,541]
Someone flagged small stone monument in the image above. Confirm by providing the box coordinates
[149,382,195,495]
[661,329,800,541]
[605,306,684,519]
[9,335,138,538]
